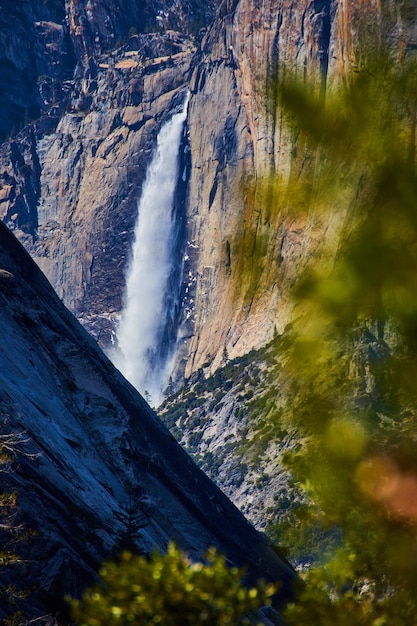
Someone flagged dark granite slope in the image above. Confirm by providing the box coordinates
[0,220,295,620]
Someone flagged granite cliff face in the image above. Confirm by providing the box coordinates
[1,0,416,389]
[0,0,200,346]
[1,33,194,343]
[0,0,214,142]
[181,0,414,377]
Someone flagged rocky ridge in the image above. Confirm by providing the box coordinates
[160,321,396,566]
[0,0,216,142]
[0,221,295,621]
[160,337,296,534]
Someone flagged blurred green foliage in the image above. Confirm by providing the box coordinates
[70,542,277,626]
[259,55,417,624]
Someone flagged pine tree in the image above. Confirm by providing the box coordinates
[113,491,150,554]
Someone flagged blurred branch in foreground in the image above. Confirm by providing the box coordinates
[231,55,417,624]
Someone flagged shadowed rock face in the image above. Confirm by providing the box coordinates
[0,221,295,620]
[0,28,195,347]
[0,1,73,143]
[0,0,217,143]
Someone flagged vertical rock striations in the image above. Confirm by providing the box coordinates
[182,0,337,376]
[179,0,414,378]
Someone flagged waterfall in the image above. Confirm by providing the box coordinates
[113,94,189,406]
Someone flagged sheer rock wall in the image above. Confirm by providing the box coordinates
[181,0,414,377]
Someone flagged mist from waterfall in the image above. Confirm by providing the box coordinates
[113,94,189,406]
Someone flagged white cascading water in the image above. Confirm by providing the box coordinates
[113,94,189,406]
